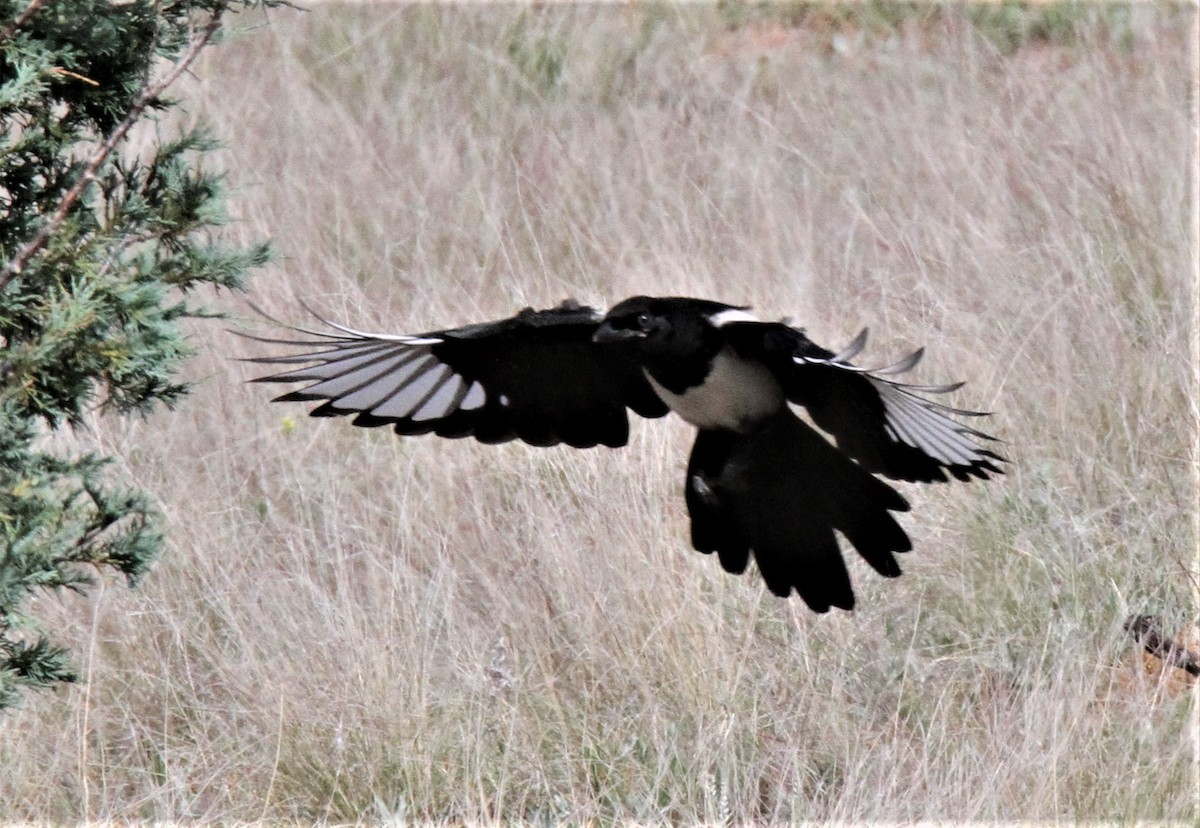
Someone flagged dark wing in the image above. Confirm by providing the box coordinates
[723,322,1005,482]
[238,301,669,448]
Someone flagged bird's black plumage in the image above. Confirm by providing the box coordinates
[246,300,667,449]
[242,295,1004,612]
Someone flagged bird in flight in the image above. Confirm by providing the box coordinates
[243,296,1004,613]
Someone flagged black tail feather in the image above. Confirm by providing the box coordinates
[684,411,912,612]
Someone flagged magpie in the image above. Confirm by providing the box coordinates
[242,296,1004,613]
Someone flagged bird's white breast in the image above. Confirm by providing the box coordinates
[646,348,784,432]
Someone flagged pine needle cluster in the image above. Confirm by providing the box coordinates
[0,0,276,710]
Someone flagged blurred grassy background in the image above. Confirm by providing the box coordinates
[1,2,1195,822]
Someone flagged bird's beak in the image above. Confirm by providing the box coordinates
[593,322,644,344]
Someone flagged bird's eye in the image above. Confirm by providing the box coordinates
[636,311,655,331]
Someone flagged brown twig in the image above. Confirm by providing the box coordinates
[1125,614,1200,677]
[0,0,54,48]
[0,10,225,294]
[46,66,100,86]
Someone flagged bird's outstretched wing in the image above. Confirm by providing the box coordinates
[238,301,669,448]
[722,322,1005,482]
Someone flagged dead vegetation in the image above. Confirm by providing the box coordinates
[0,4,1195,822]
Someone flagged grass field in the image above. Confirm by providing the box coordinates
[1,3,1197,822]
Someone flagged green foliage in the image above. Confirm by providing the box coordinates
[0,0,275,709]
[507,20,565,97]
[714,1,1150,53]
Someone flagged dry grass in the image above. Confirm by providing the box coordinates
[1,3,1196,822]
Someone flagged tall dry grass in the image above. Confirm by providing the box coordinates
[1,4,1196,822]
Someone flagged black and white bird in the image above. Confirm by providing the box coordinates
[243,296,1004,613]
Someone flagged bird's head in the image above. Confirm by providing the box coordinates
[594,296,751,359]
[593,296,670,346]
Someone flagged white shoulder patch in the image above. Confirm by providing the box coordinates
[708,308,759,327]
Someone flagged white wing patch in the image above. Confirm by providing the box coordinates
[371,363,448,418]
[460,381,486,411]
[794,329,995,470]
[413,373,465,422]
[875,382,981,466]
[332,353,434,411]
[306,351,430,404]
[709,308,760,327]
[243,306,493,428]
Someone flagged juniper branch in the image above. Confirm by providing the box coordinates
[0,0,54,48]
[0,9,225,292]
